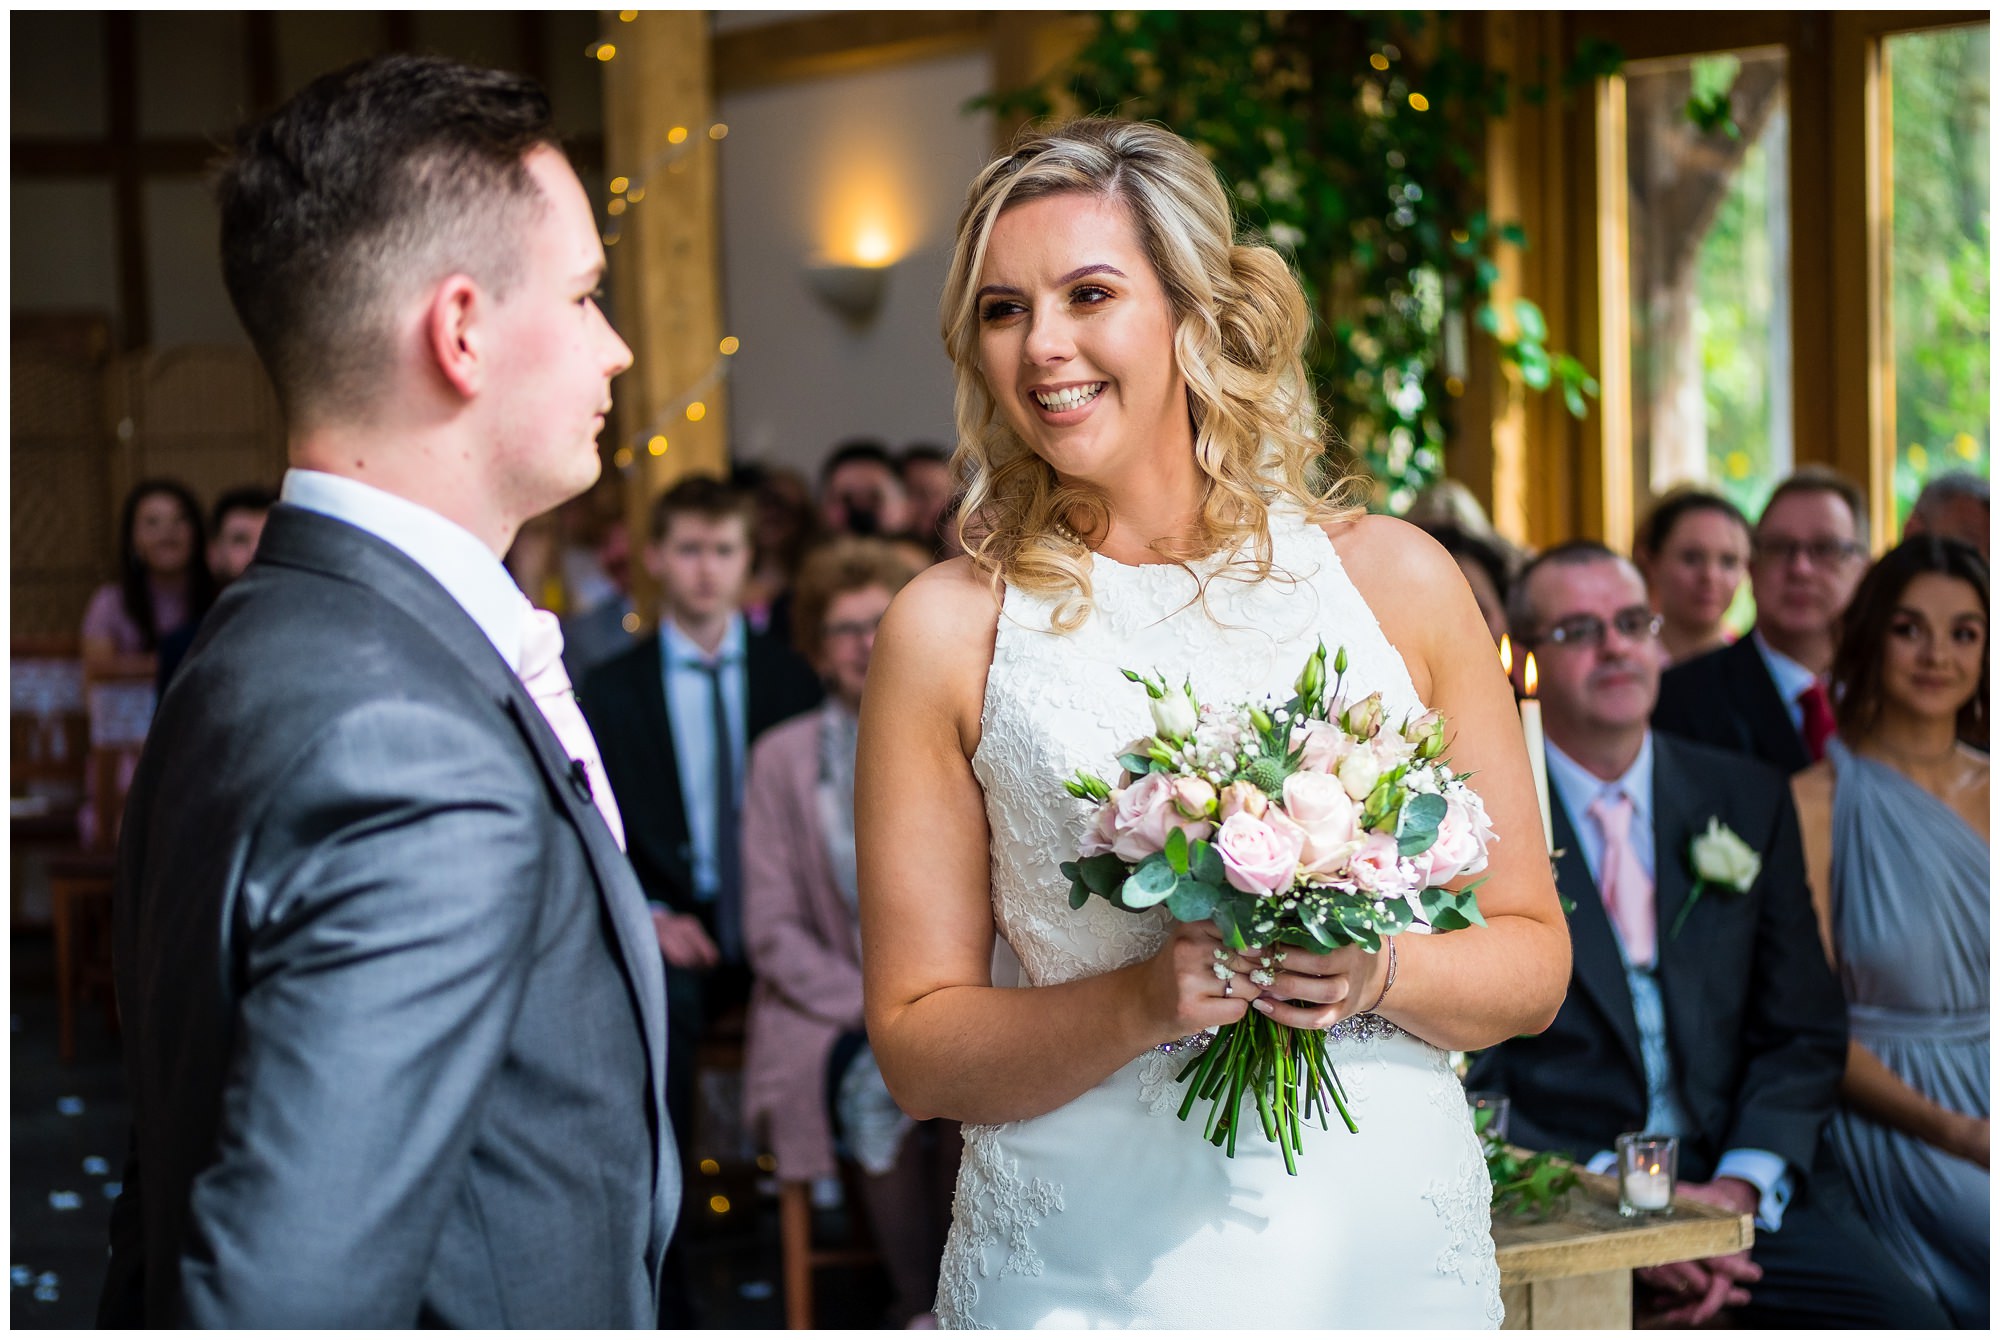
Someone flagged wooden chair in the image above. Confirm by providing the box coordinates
[49,667,154,1061]
[778,1161,882,1330]
[10,639,89,927]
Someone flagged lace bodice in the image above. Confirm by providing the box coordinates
[970,510,1425,988]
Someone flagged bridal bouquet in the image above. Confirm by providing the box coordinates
[1059,643,1492,1173]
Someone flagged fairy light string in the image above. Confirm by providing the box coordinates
[590,13,738,475]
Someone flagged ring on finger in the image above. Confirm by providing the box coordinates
[1222,977,1233,997]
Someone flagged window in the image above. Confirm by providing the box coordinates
[1884,24,1990,527]
[1620,47,1792,523]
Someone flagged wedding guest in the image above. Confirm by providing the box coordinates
[1636,486,1753,665]
[156,485,275,691]
[1903,470,1989,560]
[735,460,820,646]
[1469,540,1947,1328]
[819,439,915,540]
[741,538,955,1328]
[81,478,216,671]
[560,515,637,682]
[1654,467,1870,773]
[1790,536,1989,1327]
[101,55,670,1327]
[1414,522,1513,648]
[1403,476,1526,568]
[898,442,956,559]
[579,474,821,1320]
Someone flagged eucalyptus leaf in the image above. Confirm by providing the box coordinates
[1079,853,1128,897]
[1167,879,1222,922]
[1165,826,1190,876]
[1118,752,1154,777]
[1124,855,1179,908]
[1191,841,1227,886]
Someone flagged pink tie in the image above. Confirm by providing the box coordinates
[1587,791,1655,968]
[519,604,626,851]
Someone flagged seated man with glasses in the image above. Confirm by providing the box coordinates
[1654,468,1871,773]
[1469,540,1947,1329]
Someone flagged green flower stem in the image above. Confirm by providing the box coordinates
[1669,879,1708,940]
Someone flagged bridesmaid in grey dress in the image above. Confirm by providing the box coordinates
[1793,536,1990,1328]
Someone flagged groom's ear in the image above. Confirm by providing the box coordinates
[424,275,484,400]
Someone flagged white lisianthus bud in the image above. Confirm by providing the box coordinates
[1151,686,1200,741]
[1337,748,1381,801]
[1345,691,1386,740]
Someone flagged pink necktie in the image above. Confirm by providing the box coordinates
[1587,791,1655,968]
[1797,681,1837,763]
[519,605,626,851]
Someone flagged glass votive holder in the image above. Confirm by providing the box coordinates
[1466,1091,1511,1142]
[1616,1132,1678,1217]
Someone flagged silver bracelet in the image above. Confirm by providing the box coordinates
[1364,937,1397,1015]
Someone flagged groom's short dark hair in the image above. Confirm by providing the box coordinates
[215,54,561,426]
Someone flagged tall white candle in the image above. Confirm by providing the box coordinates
[1520,652,1554,852]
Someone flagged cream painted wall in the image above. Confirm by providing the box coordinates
[715,49,993,478]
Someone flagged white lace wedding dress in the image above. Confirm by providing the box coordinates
[937,510,1503,1329]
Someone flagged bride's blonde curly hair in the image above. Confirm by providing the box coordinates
[940,117,1362,631]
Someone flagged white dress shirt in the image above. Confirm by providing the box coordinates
[657,614,748,905]
[1751,630,1820,737]
[280,469,524,671]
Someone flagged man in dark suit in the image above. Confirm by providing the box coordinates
[100,56,675,1327]
[579,475,820,1316]
[1654,468,1870,773]
[1471,541,1947,1328]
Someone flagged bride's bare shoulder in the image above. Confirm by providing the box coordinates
[1319,513,1466,603]
[1318,513,1488,700]
[883,556,1000,641]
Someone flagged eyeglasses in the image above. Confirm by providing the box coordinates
[1753,536,1866,566]
[822,617,883,644]
[1532,607,1664,651]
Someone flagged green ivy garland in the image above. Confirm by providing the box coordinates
[979,12,1620,508]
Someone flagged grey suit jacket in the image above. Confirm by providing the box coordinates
[98,504,678,1328]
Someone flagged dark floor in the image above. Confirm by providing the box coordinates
[9,931,896,1329]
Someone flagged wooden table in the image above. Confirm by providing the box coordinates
[1492,1162,1754,1329]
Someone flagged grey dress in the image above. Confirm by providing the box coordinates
[1824,737,1989,1328]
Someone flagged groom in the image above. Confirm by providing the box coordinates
[97,56,676,1326]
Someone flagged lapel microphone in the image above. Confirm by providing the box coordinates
[567,758,594,802]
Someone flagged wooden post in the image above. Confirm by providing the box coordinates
[601,9,731,619]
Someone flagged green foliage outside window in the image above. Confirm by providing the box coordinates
[1888,25,1991,525]
[977,12,1614,510]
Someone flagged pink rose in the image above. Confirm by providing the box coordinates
[1420,792,1494,888]
[1348,832,1413,895]
[1280,771,1361,877]
[1172,776,1218,820]
[1289,719,1350,774]
[1218,780,1269,821]
[1109,771,1213,862]
[1078,798,1122,858]
[1214,810,1306,899]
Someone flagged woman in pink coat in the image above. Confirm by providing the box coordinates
[741,538,956,1327]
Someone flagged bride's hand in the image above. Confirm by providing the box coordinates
[1142,921,1256,1041]
[1242,941,1390,1031]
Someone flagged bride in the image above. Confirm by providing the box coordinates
[856,118,1569,1329]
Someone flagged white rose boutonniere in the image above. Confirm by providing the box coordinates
[1674,818,1762,938]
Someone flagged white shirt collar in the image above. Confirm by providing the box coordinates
[659,613,745,668]
[1545,731,1655,834]
[280,468,526,671]
[1750,628,1821,705]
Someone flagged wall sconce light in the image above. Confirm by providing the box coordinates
[803,261,892,328]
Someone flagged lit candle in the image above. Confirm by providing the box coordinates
[1624,1157,1673,1211]
[1510,643,1555,852]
